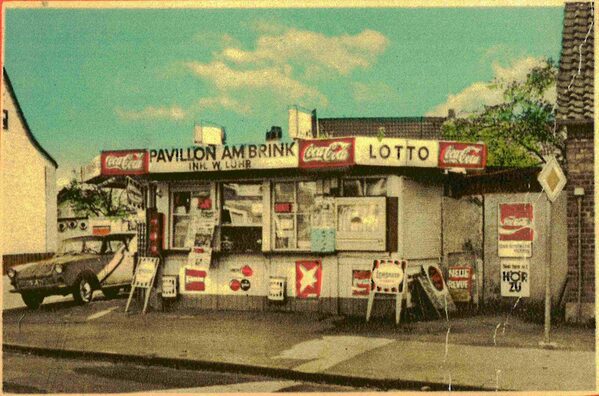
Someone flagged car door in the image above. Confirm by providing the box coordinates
[97,237,136,287]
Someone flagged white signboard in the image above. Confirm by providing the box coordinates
[149,141,298,173]
[132,257,159,288]
[80,155,101,182]
[354,137,439,168]
[371,261,404,291]
[500,260,530,297]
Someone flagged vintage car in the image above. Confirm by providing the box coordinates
[7,232,137,309]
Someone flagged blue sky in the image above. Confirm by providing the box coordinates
[4,6,564,183]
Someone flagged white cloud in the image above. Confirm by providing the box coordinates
[185,61,328,107]
[426,56,551,117]
[198,95,252,115]
[116,105,187,121]
[219,28,388,76]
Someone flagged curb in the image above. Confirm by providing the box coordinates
[4,343,494,391]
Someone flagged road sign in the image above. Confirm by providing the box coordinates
[537,156,566,202]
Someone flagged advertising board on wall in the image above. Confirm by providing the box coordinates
[447,266,473,303]
[500,259,530,297]
[298,138,355,169]
[149,141,298,173]
[295,260,322,298]
[438,142,487,169]
[498,203,534,258]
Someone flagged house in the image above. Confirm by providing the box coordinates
[1,68,58,270]
[556,2,594,323]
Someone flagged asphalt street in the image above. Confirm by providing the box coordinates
[3,350,363,393]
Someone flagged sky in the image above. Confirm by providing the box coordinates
[4,6,564,185]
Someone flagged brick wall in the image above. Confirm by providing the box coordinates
[565,124,594,306]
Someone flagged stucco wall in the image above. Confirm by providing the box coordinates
[1,78,57,255]
[483,192,568,304]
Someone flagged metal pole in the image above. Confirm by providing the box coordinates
[576,196,583,323]
[543,197,552,344]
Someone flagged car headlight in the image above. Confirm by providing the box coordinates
[7,268,16,279]
[54,264,63,274]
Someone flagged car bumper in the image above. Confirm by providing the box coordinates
[12,277,69,294]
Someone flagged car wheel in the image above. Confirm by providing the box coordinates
[21,292,44,310]
[102,288,120,299]
[73,274,95,305]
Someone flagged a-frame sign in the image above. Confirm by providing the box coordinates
[366,259,409,325]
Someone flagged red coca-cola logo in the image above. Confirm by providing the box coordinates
[438,142,486,169]
[101,150,149,175]
[299,138,355,169]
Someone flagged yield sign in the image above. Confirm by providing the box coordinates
[537,156,567,202]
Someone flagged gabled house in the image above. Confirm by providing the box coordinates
[1,68,58,270]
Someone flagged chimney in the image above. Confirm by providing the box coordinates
[447,108,456,119]
[266,126,282,141]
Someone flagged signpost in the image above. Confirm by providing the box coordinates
[537,156,566,347]
[366,259,408,325]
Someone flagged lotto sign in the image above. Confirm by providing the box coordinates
[500,260,530,297]
[498,203,534,257]
[295,260,322,298]
[371,260,405,294]
[447,266,473,303]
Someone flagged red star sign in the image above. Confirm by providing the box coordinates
[296,260,322,298]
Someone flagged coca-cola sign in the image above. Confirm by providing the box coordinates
[438,142,486,169]
[299,138,355,169]
[101,150,149,176]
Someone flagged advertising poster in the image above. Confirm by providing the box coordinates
[228,264,254,294]
[498,203,534,257]
[351,270,371,296]
[447,266,473,303]
[180,266,208,294]
[295,260,322,298]
[500,260,530,297]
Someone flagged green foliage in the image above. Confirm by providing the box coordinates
[60,179,130,218]
[442,58,565,168]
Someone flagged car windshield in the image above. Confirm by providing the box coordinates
[57,236,130,255]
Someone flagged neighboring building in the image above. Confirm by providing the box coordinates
[316,116,446,140]
[556,2,594,323]
[1,68,58,270]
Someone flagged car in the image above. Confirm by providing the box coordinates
[7,232,137,309]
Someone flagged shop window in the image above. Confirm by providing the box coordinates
[335,196,387,251]
[171,185,211,249]
[2,110,8,130]
[342,177,387,197]
[220,182,263,253]
[273,181,316,250]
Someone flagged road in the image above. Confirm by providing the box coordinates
[3,350,364,393]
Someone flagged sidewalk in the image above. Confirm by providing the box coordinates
[2,299,595,391]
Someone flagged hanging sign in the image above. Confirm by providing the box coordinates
[498,203,534,258]
[295,260,322,298]
[101,150,149,176]
[500,260,530,297]
[438,142,486,169]
[354,137,438,168]
[298,138,355,169]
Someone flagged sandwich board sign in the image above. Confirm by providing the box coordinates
[366,259,408,325]
[125,257,159,314]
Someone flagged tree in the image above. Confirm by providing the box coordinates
[441,58,565,168]
[60,179,130,218]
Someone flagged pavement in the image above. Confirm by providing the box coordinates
[2,298,596,392]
